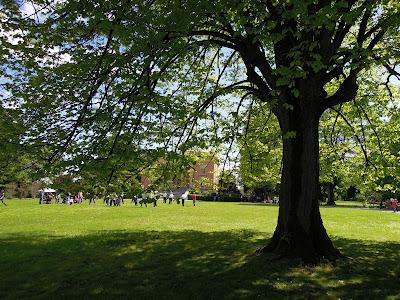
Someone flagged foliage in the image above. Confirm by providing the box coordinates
[1,0,398,180]
[0,106,42,187]
[320,69,400,200]
[238,102,281,194]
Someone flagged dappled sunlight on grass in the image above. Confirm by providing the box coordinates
[1,230,399,299]
[0,200,399,299]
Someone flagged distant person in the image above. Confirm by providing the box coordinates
[108,193,115,206]
[149,191,157,207]
[192,191,197,206]
[154,192,158,207]
[163,191,167,204]
[67,193,73,205]
[379,199,385,209]
[181,191,188,207]
[169,191,174,204]
[115,195,122,206]
[55,194,60,204]
[118,194,124,206]
[0,189,6,206]
[78,191,84,203]
[38,189,44,205]
[89,194,96,205]
[391,198,398,213]
[45,193,53,204]
[113,193,119,206]
[132,195,138,206]
[140,192,148,207]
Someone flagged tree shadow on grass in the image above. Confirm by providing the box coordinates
[0,230,399,299]
[236,202,277,206]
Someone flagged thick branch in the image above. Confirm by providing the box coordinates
[322,70,359,111]
[239,38,276,90]
[357,8,371,46]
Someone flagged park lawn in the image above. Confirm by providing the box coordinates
[333,200,364,207]
[0,200,399,299]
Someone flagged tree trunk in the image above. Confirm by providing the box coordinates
[326,182,336,206]
[259,104,342,263]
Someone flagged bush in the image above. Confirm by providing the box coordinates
[197,194,242,202]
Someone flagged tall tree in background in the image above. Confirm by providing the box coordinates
[0,103,42,189]
[1,0,399,262]
[238,102,282,196]
[320,69,400,203]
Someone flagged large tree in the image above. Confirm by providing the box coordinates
[1,0,400,262]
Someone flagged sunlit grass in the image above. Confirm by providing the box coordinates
[0,199,399,299]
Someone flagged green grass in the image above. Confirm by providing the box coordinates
[0,199,399,299]
[333,200,364,207]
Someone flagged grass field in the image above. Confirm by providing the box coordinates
[0,199,399,299]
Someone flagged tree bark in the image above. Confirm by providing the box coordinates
[325,182,336,206]
[259,102,342,263]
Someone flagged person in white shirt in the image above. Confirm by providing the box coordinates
[66,194,73,205]
[163,191,167,204]
[181,191,188,207]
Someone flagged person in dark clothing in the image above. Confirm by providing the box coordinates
[379,199,384,209]
[38,189,44,204]
[149,191,157,207]
[140,192,148,207]
[109,193,117,206]
[89,194,96,205]
[0,189,6,206]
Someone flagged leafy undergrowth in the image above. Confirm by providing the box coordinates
[0,200,399,299]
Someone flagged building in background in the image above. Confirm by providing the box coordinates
[141,156,219,192]
[191,158,219,191]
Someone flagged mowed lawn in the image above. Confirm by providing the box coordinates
[0,200,399,299]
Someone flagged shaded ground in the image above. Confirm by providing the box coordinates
[0,230,399,299]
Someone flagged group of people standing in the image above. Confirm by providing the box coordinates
[38,189,84,205]
[103,193,124,206]
[35,188,199,207]
[132,190,197,207]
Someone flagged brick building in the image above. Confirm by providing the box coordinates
[141,156,219,192]
[191,158,219,191]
